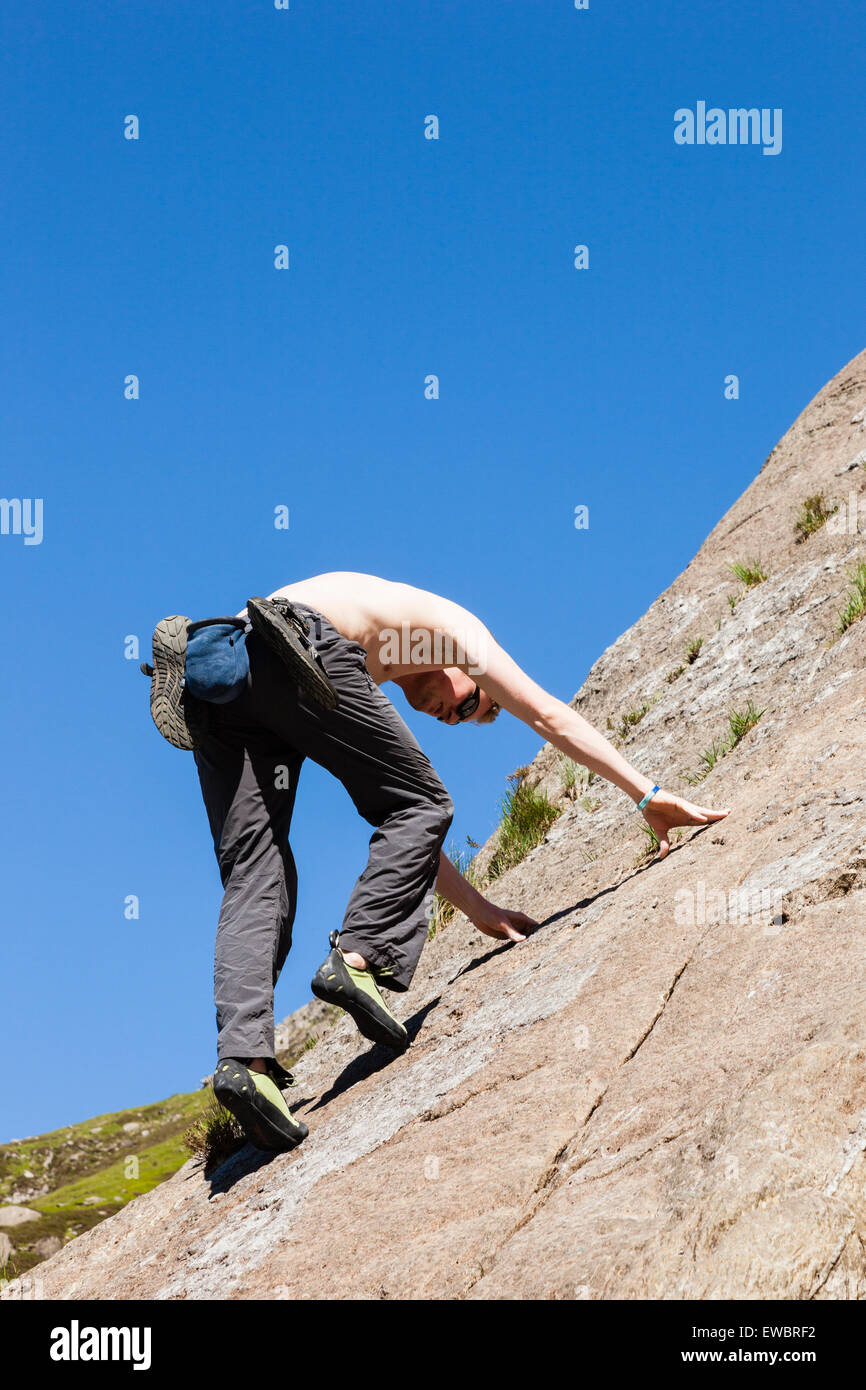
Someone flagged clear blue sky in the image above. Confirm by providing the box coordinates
[2,1,863,1141]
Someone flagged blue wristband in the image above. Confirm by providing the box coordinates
[637,784,660,811]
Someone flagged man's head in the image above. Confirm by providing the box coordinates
[396,669,500,725]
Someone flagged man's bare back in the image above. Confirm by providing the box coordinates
[266,571,489,686]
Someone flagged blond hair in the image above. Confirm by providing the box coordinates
[476,700,501,725]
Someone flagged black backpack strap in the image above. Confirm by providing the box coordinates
[187,615,249,636]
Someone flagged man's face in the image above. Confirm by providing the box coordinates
[402,669,495,724]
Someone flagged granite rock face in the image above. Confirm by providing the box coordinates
[8,350,866,1301]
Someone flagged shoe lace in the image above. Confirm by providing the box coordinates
[266,1058,296,1089]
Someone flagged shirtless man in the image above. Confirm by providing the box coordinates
[147,572,728,1153]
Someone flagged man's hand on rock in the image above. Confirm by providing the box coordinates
[471,901,538,943]
[641,789,730,861]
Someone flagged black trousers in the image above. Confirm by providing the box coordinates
[192,604,454,1062]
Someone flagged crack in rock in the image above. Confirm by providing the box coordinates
[807,1220,858,1299]
[461,945,702,1296]
[419,1059,548,1122]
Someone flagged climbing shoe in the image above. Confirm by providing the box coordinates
[213,1058,308,1153]
[246,596,339,711]
[311,930,408,1052]
[141,614,209,751]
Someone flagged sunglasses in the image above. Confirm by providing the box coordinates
[438,684,481,723]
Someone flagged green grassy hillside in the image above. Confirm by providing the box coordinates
[0,1089,210,1284]
[0,997,341,1286]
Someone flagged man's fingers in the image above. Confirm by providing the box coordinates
[687,803,730,820]
[492,924,524,942]
[508,922,534,941]
[484,922,527,942]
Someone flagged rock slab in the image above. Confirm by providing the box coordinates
[7,350,866,1301]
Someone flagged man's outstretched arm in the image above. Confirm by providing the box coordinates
[469,629,730,859]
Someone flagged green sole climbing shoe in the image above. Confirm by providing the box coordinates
[142,615,209,751]
[246,596,339,711]
[213,1059,308,1153]
[311,931,408,1052]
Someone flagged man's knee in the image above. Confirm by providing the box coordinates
[432,788,454,838]
[407,784,452,847]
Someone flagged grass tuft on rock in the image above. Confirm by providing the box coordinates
[684,700,765,784]
[795,492,838,541]
[635,823,660,864]
[183,1094,247,1171]
[685,636,703,663]
[558,755,579,798]
[728,558,767,588]
[836,560,866,634]
[558,756,596,800]
[487,770,561,882]
[726,700,764,749]
[616,699,653,741]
